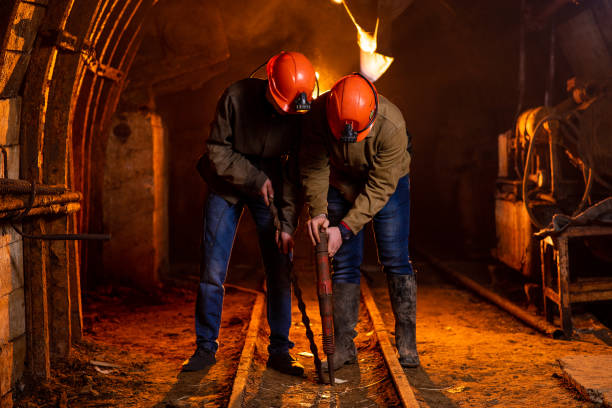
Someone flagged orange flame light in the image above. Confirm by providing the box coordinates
[333,0,394,82]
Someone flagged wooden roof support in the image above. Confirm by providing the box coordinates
[20,0,75,377]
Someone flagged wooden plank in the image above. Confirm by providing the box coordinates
[559,355,612,407]
[544,287,560,304]
[0,2,46,98]
[0,97,21,146]
[227,291,265,408]
[570,278,612,293]
[47,218,71,359]
[68,213,82,343]
[571,290,612,303]
[557,237,573,337]
[23,220,50,379]
[561,226,612,238]
[361,281,420,408]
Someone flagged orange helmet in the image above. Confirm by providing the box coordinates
[266,51,316,114]
[326,73,378,143]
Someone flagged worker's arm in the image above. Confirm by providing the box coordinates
[278,138,303,235]
[300,105,332,245]
[299,107,331,220]
[205,89,269,195]
[342,124,411,233]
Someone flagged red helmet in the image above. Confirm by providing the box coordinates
[326,73,378,143]
[267,51,316,114]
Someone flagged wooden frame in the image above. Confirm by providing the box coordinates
[540,226,612,338]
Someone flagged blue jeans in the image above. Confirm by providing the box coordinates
[328,175,414,283]
[195,192,294,354]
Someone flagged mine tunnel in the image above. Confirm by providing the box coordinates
[1,0,612,407]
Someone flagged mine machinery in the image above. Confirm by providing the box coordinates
[496,76,612,336]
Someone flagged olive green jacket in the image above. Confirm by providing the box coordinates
[197,78,301,234]
[299,93,411,233]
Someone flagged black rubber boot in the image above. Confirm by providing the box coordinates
[322,282,360,371]
[387,273,420,368]
[267,352,305,377]
[182,346,216,371]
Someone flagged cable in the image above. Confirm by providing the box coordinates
[248,60,268,79]
[521,113,594,229]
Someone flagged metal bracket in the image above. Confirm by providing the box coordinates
[40,29,124,82]
[95,63,124,82]
[40,29,79,52]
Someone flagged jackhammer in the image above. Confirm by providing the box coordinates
[315,228,335,385]
[269,203,335,385]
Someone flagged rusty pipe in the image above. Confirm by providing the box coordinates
[0,178,68,195]
[0,202,81,219]
[0,191,82,212]
[418,248,564,339]
[315,229,335,385]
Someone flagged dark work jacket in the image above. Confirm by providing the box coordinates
[197,78,301,233]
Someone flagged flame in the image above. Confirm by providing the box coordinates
[313,70,334,99]
[334,0,394,82]
[360,50,394,82]
[313,72,320,99]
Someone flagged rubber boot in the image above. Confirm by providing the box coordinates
[387,273,420,368]
[321,282,360,371]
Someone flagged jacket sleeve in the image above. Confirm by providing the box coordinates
[299,108,330,219]
[277,146,302,234]
[342,124,410,233]
[205,89,268,194]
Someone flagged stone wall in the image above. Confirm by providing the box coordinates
[0,226,25,408]
[0,97,25,408]
[103,112,169,288]
[0,2,47,405]
[0,96,25,408]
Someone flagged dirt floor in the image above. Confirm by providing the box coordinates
[367,260,611,407]
[12,236,612,407]
[13,286,255,408]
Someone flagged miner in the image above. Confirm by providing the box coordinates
[300,73,418,369]
[183,52,315,375]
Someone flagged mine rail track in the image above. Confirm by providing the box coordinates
[225,279,420,408]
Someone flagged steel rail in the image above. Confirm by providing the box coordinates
[361,280,421,408]
[225,272,420,407]
[227,285,265,408]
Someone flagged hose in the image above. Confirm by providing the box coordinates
[522,113,594,229]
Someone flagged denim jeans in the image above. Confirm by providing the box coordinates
[328,175,414,284]
[195,192,294,354]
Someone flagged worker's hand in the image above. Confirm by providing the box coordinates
[259,178,275,207]
[307,214,329,246]
[327,226,342,257]
[276,231,295,254]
